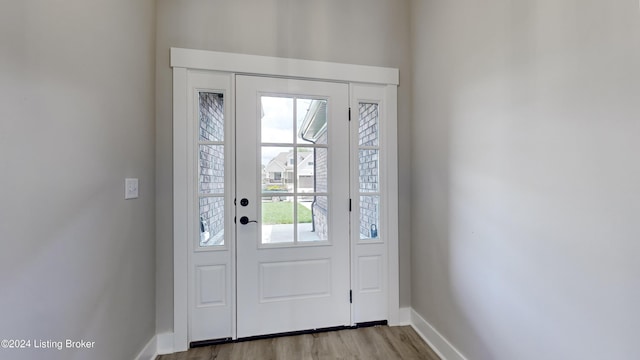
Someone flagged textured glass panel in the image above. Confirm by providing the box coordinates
[358,103,379,147]
[199,145,224,194]
[297,99,328,145]
[199,92,224,142]
[359,196,379,240]
[262,146,294,194]
[261,96,293,144]
[359,149,378,193]
[199,197,224,246]
[262,198,294,244]
[299,196,328,242]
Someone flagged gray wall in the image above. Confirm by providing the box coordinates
[410,1,640,359]
[0,1,156,359]
[155,0,412,333]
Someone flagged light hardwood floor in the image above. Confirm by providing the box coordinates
[157,326,440,360]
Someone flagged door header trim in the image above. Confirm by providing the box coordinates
[171,48,399,86]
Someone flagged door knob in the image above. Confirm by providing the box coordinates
[239,216,258,225]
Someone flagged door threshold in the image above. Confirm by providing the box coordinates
[190,320,389,348]
[189,337,232,348]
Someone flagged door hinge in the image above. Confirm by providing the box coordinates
[349,198,352,212]
[350,290,353,303]
[348,107,351,121]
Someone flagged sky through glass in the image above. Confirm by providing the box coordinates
[261,97,313,167]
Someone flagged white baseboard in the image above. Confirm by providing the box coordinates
[156,332,174,355]
[408,309,468,360]
[134,335,157,360]
[398,306,412,325]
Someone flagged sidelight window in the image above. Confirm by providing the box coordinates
[358,103,380,240]
[198,92,225,247]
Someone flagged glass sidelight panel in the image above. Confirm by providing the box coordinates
[199,197,224,246]
[199,92,224,141]
[359,196,379,240]
[358,102,380,241]
[358,103,379,146]
[199,145,225,194]
[358,149,378,193]
[198,91,225,247]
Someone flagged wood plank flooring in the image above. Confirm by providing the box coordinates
[157,326,440,360]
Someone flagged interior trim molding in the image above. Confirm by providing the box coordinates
[398,306,412,325]
[156,332,174,355]
[171,48,399,85]
[409,308,468,360]
[134,334,158,360]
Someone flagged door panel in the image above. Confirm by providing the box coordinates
[236,75,350,338]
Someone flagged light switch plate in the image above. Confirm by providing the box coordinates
[125,178,139,199]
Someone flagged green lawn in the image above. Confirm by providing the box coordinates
[262,201,312,224]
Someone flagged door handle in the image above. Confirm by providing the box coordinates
[239,216,258,225]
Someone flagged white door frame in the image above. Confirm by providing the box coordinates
[171,48,399,352]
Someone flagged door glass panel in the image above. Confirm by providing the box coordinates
[359,149,378,193]
[199,92,224,141]
[297,99,328,145]
[296,147,318,192]
[299,196,328,242]
[261,96,293,144]
[198,91,225,247]
[359,196,379,240]
[358,103,378,146]
[314,148,328,193]
[296,197,314,241]
[259,95,330,245]
[199,197,224,246]
[199,145,225,194]
[262,197,294,244]
[262,146,294,193]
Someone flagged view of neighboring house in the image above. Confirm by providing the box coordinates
[297,152,315,191]
[264,151,293,184]
[263,150,314,192]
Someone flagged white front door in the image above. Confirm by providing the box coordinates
[235,75,351,338]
